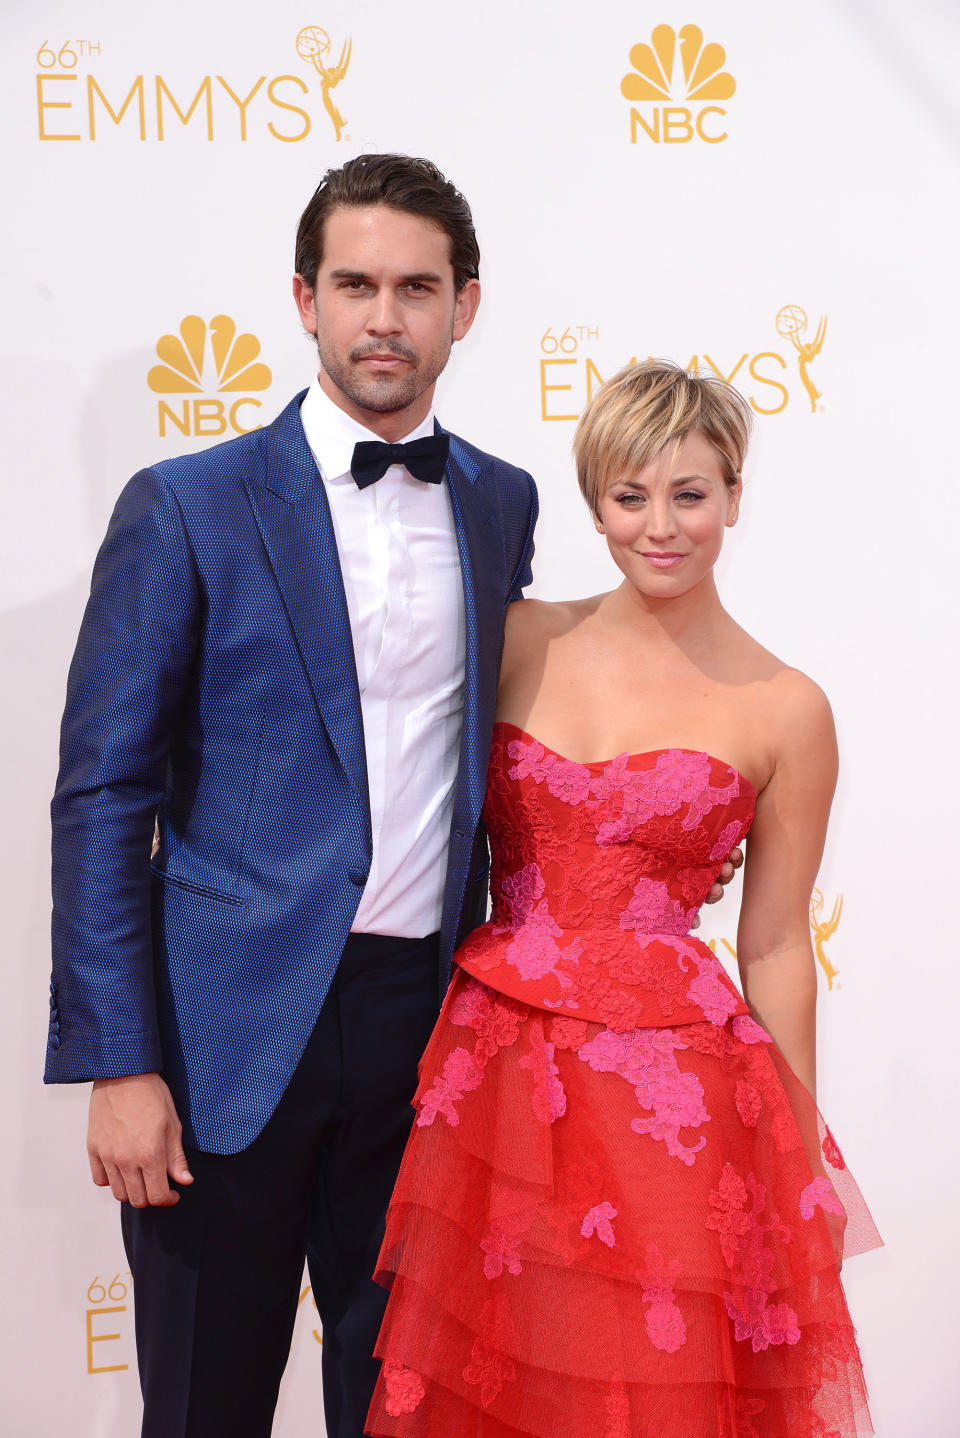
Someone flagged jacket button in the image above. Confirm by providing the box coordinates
[349,869,368,886]
[50,1033,61,1050]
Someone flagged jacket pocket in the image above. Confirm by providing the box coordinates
[150,864,243,905]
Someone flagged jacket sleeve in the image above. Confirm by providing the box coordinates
[46,468,200,1083]
[507,472,539,602]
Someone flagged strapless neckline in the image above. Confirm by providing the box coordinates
[492,719,758,798]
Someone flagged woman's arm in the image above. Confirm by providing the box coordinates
[735,673,838,1097]
[495,597,558,720]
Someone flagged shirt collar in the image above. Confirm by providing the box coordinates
[299,374,437,484]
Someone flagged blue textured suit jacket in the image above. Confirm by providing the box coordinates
[45,391,538,1153]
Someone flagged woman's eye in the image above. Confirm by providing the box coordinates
[616,492,643,505]
[676,490,705,503]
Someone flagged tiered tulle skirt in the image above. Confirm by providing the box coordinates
[366,971,880,1437]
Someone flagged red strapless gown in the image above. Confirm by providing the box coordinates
[366,723,880,1438]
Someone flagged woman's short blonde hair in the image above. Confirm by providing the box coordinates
[573,359,752,516]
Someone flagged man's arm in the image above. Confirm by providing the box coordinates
[48,467,201,1203]
[506,472,539,603]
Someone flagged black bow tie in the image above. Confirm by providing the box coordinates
[350,433,450,490]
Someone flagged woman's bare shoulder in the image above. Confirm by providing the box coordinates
[725,624,831,707]
[505,594,606,645]
[744,648,836,775]
[770,666,835,747]
[722,623,836,768]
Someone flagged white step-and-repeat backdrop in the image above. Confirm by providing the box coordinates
[3,0,957,1432]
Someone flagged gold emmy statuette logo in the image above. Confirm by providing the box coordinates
[809,887,842,990]
[296,25,351,140]
[621,24,735,143]
[148,315,272,439]
[776,305,827,413]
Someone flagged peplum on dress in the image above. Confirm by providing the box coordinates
[366,721,880,1438]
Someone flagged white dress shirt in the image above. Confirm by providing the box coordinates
[299,376,466,937]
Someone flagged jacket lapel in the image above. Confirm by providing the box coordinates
[443,432,507,833]
[243,400,504,850]
[245,393,370,835]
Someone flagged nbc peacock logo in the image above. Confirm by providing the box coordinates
[621,24,735,144]
[148,314,273,440]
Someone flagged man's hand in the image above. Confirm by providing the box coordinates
[691,846,745,927]
[87,1073,193,1208]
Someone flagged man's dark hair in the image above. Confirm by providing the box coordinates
[294,153,480,293]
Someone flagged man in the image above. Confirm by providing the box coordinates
[46,154,738,1436]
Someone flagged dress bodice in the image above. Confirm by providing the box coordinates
[455,722,758,1031]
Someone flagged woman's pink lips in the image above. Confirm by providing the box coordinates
[641,552,685,568]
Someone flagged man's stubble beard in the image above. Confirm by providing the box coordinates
[316,330,454,416]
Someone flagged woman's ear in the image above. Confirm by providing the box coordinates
[725,476,743,527]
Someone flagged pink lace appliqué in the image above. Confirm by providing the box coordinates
[382,1360,425,1416]
[620,877,695,937]
[519,1020,566,1122]
[505,739,742,848]
[639,1242,687,1352]
[735,1080,763,1128]
[417,980,528,1128]
[463,1296,519,1405]
[822,1127,846,1170]
[710,819,745,862]
[800,1177,845,1221]
[591,749,739,846]
[731,1014,772,1045]
[450,980,526,1062]
[462,1337,517,1409]
[612,938,691,1018]
[644,936,741,1027]
[707,1163,799,1353]
[495,863,583,985]
[723,1291,801,1351]
[679,939,741,1025]
[609,929,741,1028]
[416,1047,483,1128]
[480,1221,527,1279]
[706,1163,752,1264]
[578,1026,709,1164]
[730,1037,803,1155]
[581,1202,617,1246]
[507,738,592,804]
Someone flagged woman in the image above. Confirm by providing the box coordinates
[365,361,880,1437]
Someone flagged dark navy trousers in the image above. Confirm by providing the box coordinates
[122,931,441,1438]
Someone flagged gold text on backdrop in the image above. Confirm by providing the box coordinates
[537,319,832,421]
[33,35,343,142]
